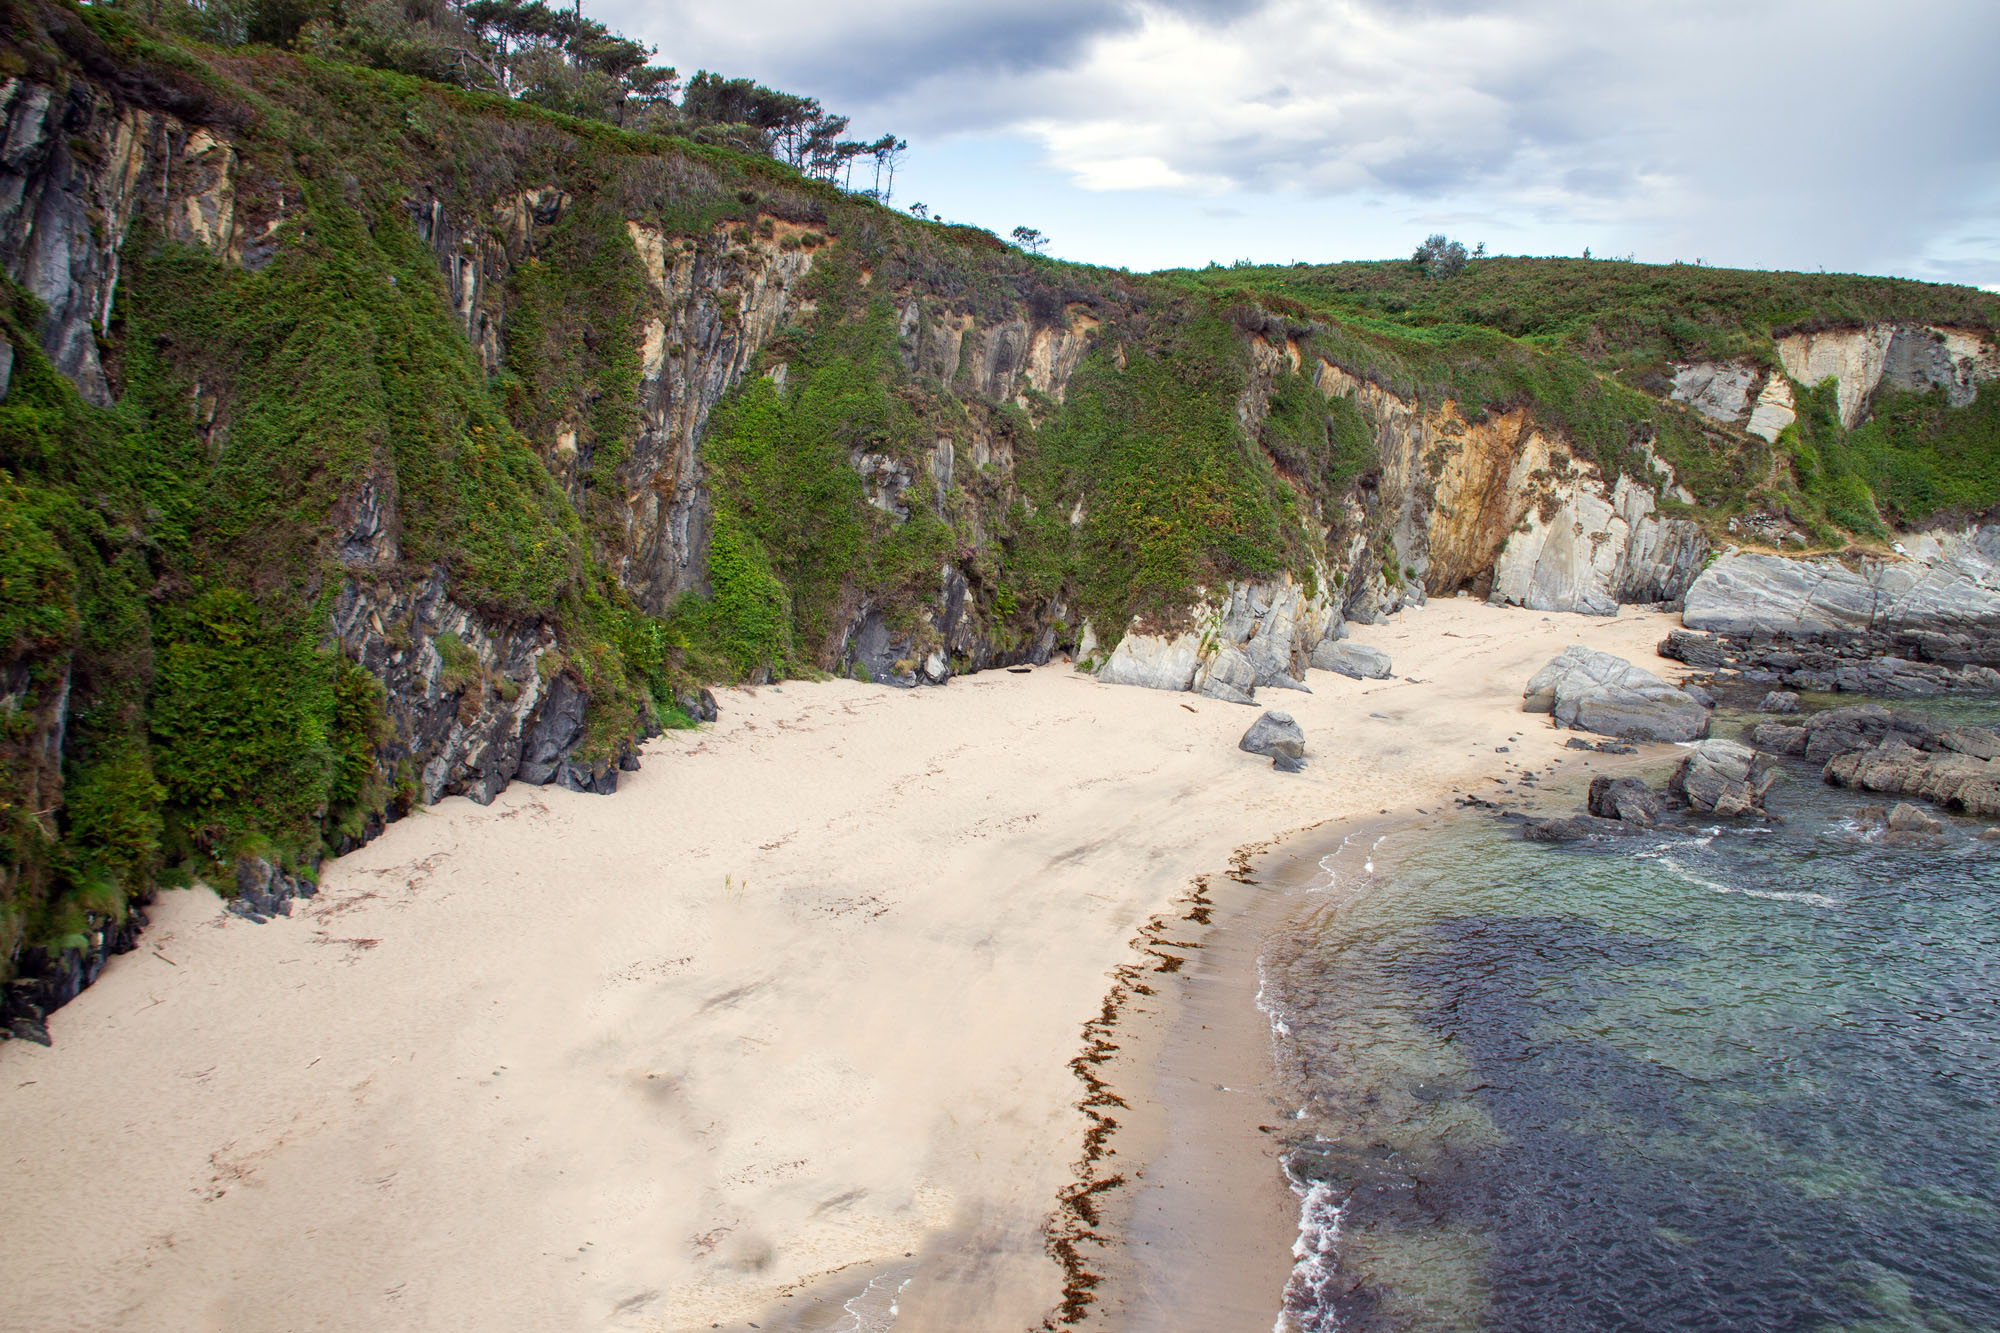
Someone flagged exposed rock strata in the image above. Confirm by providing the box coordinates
[1683,528,2000,640]
[1666,528,2000,696]
[1668,739,1773,816]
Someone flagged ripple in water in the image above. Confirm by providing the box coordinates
[1265,731,2000,1333]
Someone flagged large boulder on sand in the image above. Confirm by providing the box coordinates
[1239,710,1306,762]
[1523,646,1711,742]
[1311,640,1393,680]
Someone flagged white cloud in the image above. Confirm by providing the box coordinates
[598,0,2000,282]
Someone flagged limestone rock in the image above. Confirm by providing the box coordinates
[1098,573,1341,700]
[1670,361,1757,425]
[1238,710,1305,762]
[1098,631,1201,692]
[1523,646,1711,742]
[1758,691,1801,713]
[1682,527,2000,640]
[1669,738,1772,816]
[1745,375,1796,443]
[1489,475,1707,616]
[1311,640,1393,680]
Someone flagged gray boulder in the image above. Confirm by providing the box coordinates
[1523,646,1712,742]
[1669,739,1773,816]
[1311,640,1393,680]
[1239,710,1306,762]
[1587,776,1665,826]
[1748,721,1808,756]
[1758,691,1801,714]
[1524,814,1644,843]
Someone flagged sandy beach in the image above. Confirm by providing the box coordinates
[0,600,1687,1332]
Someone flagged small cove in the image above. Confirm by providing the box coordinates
[1263,702,2000,1332]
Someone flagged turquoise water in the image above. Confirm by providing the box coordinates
[1265,714,2000,1332]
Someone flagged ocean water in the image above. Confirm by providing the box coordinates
[1263,711,2000,1333]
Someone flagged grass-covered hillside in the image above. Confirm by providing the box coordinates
[1170,257,2000,386]
[1168,257,2000,538]
[1,0,1996,995]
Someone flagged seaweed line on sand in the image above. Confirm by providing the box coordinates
[1035,831,1299,1328]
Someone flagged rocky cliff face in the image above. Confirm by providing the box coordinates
[0,77,249,402]
[1683,525,2000,640]
[7,10,1995,1025]
[1668,323,2000,441]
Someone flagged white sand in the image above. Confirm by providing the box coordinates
[0,601,1686,1332]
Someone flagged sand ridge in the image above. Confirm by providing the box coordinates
[0,600,1686,1331]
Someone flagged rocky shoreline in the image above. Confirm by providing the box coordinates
[1507,642,2000,844]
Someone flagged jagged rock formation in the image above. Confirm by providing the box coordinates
[1760,705,2000,820]
[1668,739,1773,816]
[1096,574,1337,702]
[1778,325,2000,427]
[1684,527,2000,639]
[1486,472,1708,613]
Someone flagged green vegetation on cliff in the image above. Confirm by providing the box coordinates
[2,0,1996,995]
[1177,256,2000,386]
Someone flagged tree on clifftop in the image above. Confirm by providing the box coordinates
[1412,234,1470,280]
[1011,226,1049,256]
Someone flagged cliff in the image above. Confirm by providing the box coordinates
[3,0,1997,1021]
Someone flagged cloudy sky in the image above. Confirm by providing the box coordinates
[596,0,2000,285]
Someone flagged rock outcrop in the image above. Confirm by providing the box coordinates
[1097,574,1340,702]
[1586,775,1665,825]
[1824,742,2000,819]
[1522,646,1711,742]
[1668,739,1773,816]
[1487,473,1708,614]
[1668,528,2000,696]
[1777,325,2000,428]
[1745,704,2000,821]
[1682,528,2000,640]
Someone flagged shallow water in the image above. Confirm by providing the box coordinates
[1265,713,2000,1333]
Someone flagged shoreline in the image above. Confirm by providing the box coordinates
[1070,735,1706,1330]
[0,601,1695,1332]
